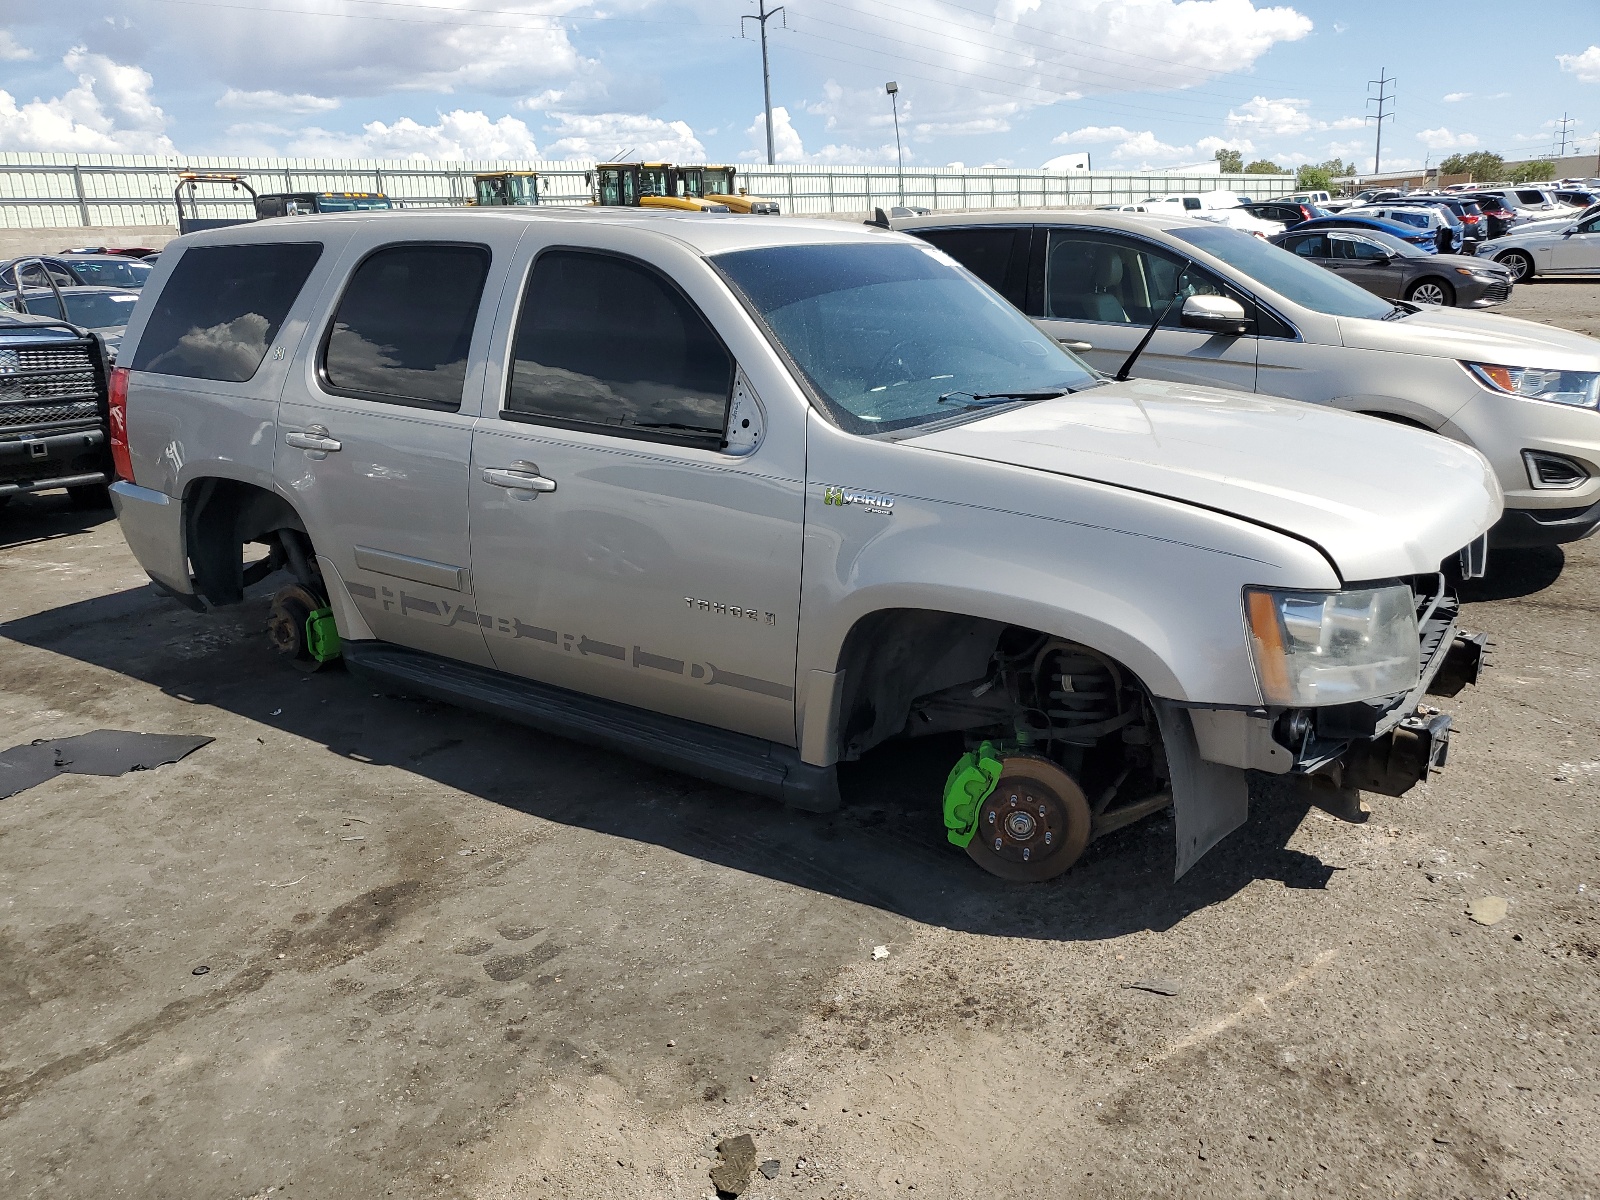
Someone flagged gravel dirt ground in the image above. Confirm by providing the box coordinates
[2,282,1599,1200]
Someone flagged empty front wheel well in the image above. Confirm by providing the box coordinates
[184,477,317,606]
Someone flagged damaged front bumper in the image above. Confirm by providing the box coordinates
[1171,587,1487,876]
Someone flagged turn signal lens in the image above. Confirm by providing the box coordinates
[1463,361,1600,409]
[1244,585,1420,707]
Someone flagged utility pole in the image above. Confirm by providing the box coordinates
[1366,68,1395,175]
[741,0,785,166]
[1553,112,1574,159]
[886,81,904,200]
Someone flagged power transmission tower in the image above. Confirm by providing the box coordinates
[742,0,786,166]
[1553,112,1574,158]
[1366,68,1395,175]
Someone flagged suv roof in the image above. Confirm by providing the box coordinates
[169,207,886,258]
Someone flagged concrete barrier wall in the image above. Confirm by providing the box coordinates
[0,152,1294,230]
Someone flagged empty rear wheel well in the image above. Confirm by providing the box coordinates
[184,478,317,606]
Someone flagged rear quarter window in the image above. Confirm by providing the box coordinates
[130,242,322,382]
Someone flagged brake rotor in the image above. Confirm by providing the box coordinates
[965,756,1092,883]
[266,583,327,672]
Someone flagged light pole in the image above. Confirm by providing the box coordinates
[742,0,785,166]
[886,81,903,202]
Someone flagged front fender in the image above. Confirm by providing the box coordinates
[795,418,1340,747]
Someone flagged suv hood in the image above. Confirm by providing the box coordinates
[1336,305,1600,371]
[906,378,1501,581]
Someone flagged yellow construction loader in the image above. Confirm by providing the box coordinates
[591,163,728,212]
[676,165,780,214]
[471,171,540,206]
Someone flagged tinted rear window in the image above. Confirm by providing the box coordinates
[131,243,321,381]
[910,227,1026,303]
[321,243,489,410]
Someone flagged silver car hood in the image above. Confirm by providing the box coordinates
[1336,306,1600,371]
[906,378,1501,581]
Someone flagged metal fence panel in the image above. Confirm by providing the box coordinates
[0,152,1293,228]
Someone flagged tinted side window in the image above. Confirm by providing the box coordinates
[1517,190,1546,205]
[321,243,489,410]
[131,243,321,382]
[912,227,1027,306]
[505,249,733,447]
[1182,197,1202,210]
[1285,234,1329,257]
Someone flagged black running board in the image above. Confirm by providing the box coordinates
[342,641,841,813]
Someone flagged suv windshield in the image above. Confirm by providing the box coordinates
[714,241,1098,434]
[1169,224,1394,320]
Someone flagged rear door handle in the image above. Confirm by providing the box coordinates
[1056,339,1094,352]
[286,427,341,452]
[482,464,557,493]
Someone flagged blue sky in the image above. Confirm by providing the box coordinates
[0,0,1594,171]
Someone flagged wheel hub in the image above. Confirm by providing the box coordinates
[965,757,1092,882]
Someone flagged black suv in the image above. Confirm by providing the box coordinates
[0,304,113,508]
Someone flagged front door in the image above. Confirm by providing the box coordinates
[1325,231,1403,299]
[1032,228,1258,391]
[1550,212,1600,273]
[277,239,501,667]
[467,245,804,745]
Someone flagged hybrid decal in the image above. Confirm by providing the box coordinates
[345,581,793,701]
[821,485,895,514]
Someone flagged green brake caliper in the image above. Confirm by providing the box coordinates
[942,740,1004,848]
[305,607,343,663]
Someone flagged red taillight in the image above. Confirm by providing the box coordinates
[109,365,134,483]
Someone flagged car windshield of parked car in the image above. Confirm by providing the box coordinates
[67,257,151,288]
[1168,224,1394,320]
[25,290,139,329]
[712,241,1099,434]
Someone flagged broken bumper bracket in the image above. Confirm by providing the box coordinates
[1342,711,1452,797]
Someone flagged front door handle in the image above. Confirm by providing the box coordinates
[1056,339,1094,352]
[482,464,557,493]
[286,426,342,452]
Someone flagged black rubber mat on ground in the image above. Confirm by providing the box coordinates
[0,730,213,800]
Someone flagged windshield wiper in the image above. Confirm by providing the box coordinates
[936,388,1072,407]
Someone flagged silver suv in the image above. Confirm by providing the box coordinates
[894,210,1600,549]
[110,210,1495,882]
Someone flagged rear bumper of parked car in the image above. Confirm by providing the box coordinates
[0,426,108,497]
[110,480,195,596]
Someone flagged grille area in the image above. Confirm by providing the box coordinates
[1481,281,1511,303]
[0,343,98,406]
[0,400,100,429]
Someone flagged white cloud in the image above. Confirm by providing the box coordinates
[218,88,340,115]
[0,46,174,153]
[744,107,899,165]
[0,31,34,61]
[1057,124,1133,144]
[1227,95,1313,137]
[1416,127,1479,151]
[1557,45,1600,84]
[290,110,542,159]
[1443,91,1471,103]
[1054,124,1194,166]
[543,111,703,162]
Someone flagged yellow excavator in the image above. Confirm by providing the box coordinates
[676,165,780,214]
[591,162,728,211]
[471,171,540,206]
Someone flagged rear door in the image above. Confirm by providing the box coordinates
[276,229,520,666]
[1031,227,1258,391]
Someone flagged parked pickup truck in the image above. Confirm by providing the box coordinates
[110,211,1496,882]
[0,298,113,507]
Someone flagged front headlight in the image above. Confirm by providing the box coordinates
[1244,585,1420,707]
[1463,361,1600,409]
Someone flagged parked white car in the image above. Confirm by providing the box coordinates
[108,208,1495,883]
[895,209,1600,549]
[1473,187,1581,219]
[1137,192,1278,236]
[1483,205,1600,281]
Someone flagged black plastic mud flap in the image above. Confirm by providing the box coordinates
[1154,699,1250,879]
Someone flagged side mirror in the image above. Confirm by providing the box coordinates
[1180,294,1250,336]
